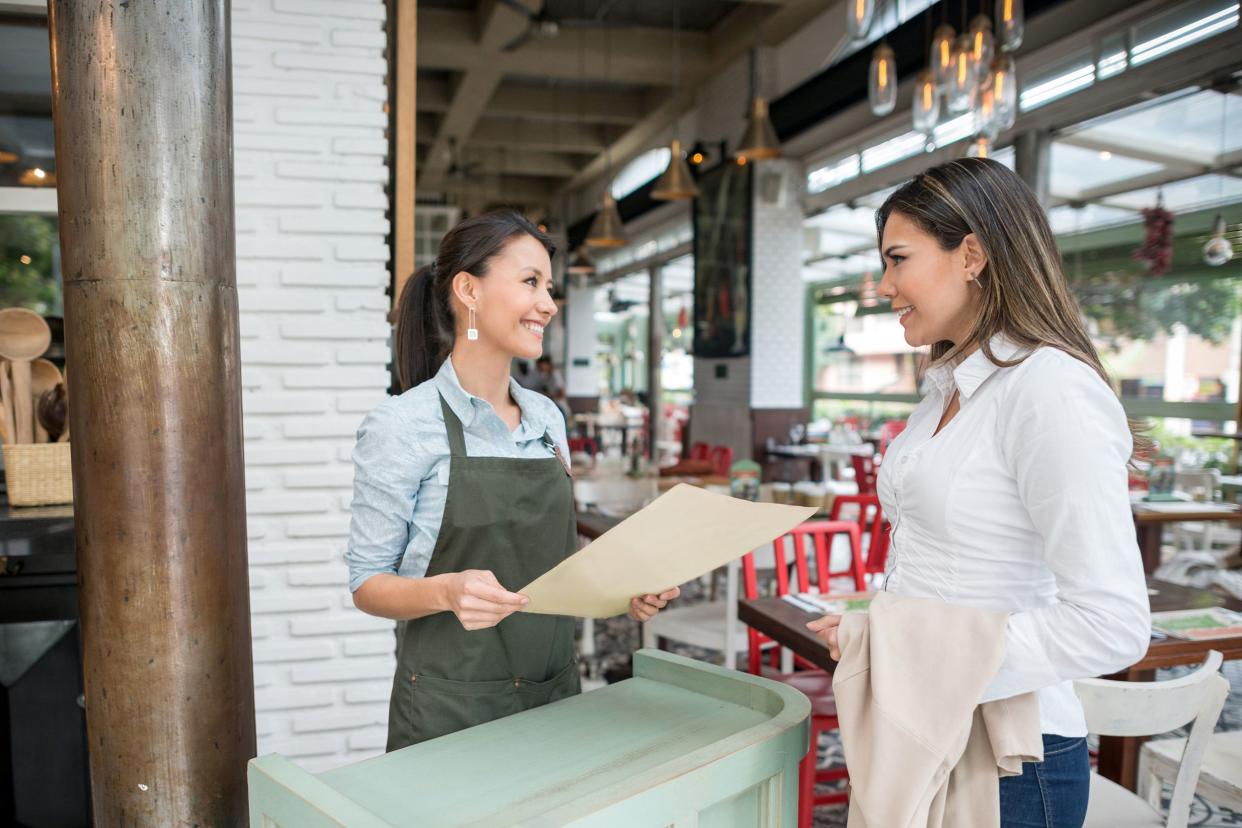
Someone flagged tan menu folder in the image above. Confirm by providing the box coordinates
[520,484,818,618]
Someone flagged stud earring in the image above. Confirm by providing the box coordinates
[467,306,478,341]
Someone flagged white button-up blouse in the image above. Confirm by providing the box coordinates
[877,335,1152,737]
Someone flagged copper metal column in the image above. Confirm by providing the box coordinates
[47,1,254,824]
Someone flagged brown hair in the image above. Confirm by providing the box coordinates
[875,158,1151,457]
[394,210,554,391]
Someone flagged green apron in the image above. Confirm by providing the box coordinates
[386,394,581,751]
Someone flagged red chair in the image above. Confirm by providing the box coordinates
[743,521,865,825]
[877,419,907,455]
[689,441,711,461]
[568,437,598,457]
[829,494,888,579]
[708,445,734,477]
[850,453,879,494]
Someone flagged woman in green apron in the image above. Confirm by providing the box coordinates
[346,211,680,750]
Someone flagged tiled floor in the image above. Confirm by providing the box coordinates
[585,579,1242,827]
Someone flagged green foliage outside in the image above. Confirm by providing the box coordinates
[0,214,62,316]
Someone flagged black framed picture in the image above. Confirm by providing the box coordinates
[693,162,752,359]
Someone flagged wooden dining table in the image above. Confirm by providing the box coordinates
[738,577,1242,793]
[1131,499,1242,573]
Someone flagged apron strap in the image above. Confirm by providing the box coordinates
[438,393,468,458]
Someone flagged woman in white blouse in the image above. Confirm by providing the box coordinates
[809,158,1151,827]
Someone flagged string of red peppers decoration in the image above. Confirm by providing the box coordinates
[1133,194,1174,277]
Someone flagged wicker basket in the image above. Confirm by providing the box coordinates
[3,442,73,507]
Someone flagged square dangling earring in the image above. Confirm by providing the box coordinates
[467,306,478,341]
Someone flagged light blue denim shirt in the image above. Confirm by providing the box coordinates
[346,356,570,592]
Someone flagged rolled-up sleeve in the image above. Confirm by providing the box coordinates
[346,402,427,593]
[981,355,1152,702]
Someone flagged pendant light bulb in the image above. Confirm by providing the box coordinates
[931,24,956,88]
[976,82,999,140]
[868,42,898,117]
[846,0,875,41]
[912,68,940,134]
[966,134,992,159]
[968,14,995,78]
[990,54,1017,131]
[995,0,1025,52]
[1204,214,1234,266]
[947,34,977,114]
[651,138,700,201]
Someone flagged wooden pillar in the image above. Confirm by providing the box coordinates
[47,1,255,824]
[392,0,418,315]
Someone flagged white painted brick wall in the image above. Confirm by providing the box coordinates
[750,159,806,409]
[233,0,393,773]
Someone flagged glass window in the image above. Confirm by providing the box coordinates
[0,19,56,189]
[809,292,922,398]
[610,147,671,200]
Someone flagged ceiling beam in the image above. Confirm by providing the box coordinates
[482,81,647,125]
[417,77,646,125]
[416,8,710,87]
[418,0,530,190]
[458,147,583,179]
[1056,133,1210,172]
[415,75,453,111]
[560,0,834,193]
[469,119,610,154]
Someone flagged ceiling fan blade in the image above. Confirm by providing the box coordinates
[496,0,538,22]
[502,26,537,52]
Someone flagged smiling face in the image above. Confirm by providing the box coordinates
[876,210,983,348]
[454,233,556,360]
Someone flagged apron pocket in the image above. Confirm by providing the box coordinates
[407,673,526,745]
[513,657,581,707]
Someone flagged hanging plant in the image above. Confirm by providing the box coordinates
[1132,203,1174,277]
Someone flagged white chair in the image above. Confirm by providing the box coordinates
[1171,469,1240,553]
[1141,730,1242,816]
[642,558,748,669]
[1074,651,1230,828]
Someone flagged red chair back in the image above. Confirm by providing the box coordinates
[878,419,907,455]
[690,441,711,461]
[708,445,734,477]
[829,494,887,575]
[851,454,879,493]
[568,437,598,457]
[743,520,864,675]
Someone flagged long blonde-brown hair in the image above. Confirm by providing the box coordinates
[875,157,1151,456]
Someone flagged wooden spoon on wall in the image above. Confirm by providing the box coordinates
[31,359,62,443]
[0,309,52,444]
[0,361,14,445]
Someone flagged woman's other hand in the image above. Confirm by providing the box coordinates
[807,614,843,660]
[628,586,681,622]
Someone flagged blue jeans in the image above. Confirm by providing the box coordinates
[999,734,1090,828]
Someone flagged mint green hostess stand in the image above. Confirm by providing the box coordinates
[249,650,810,826]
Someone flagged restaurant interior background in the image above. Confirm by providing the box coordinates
[3,0,1242,825]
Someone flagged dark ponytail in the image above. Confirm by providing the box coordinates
[395,210,554,391]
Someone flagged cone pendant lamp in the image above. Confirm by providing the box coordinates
[652,139,699,201]
[652,2,698,201]
[567,246,596,274]
[737,97,781,161]
[586,190,626,248]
